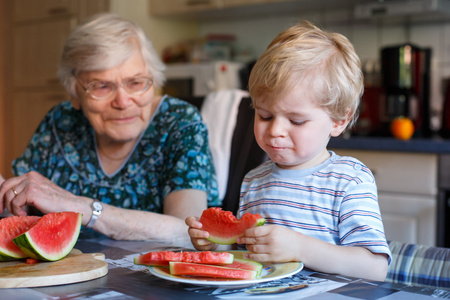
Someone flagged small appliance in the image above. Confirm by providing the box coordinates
[380,43,432,137]
[440,79,450,138]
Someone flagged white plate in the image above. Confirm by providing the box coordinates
[148,250,303,287]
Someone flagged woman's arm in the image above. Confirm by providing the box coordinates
[94,189,207,242]
[0,171,207,245]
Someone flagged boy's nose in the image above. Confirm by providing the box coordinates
[268,118,287,137]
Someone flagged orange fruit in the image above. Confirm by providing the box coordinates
[390,117,414,140]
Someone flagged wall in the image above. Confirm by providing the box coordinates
[110,0,199,57]
[197,8,450,130]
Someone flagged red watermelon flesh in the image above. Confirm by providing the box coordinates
[199,207,265,245]
[0,215,40,261]
[134,250,234,267]
[169,261,258,280]
[13,211,82,261]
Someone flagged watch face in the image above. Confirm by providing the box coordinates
[93,201,103,211]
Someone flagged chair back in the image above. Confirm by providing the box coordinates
[386,240,450,289]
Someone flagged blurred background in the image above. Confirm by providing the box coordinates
[1,0,450,247]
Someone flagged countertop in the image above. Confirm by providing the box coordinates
[328,136,450,154]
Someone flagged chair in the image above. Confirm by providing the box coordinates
[221,97,268,215]
[184,94,268,216]
[386,240,450,289]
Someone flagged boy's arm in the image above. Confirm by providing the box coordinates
[297,233,388,281]
[240,225,388,282]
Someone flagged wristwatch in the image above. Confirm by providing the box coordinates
[86,200,103,228]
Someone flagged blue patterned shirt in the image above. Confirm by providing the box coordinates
[238,151,391,262]
[12,96,220,212]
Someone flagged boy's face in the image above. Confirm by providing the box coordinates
[253,84,348,170]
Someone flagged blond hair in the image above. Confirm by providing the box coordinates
[249,21,363,129]
[58,13,165,97]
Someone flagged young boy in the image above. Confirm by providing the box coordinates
[186,21,391,281]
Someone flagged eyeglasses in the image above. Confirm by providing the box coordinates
[77,77,153,100]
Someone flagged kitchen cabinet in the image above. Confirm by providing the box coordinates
[12,0,78,22]
[12,18,76,88]
[10,91,68,160]
[223,0,289,7]
[12,0,109,23]
[330,149,438,246]
[149,0,295,16]
[150,0,223,16]
[5,0,109,177]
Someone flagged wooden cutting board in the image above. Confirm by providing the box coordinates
[0,249,108,288]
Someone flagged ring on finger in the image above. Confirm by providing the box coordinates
[12,187,18,196]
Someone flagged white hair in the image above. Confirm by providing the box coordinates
[57,13,165,97]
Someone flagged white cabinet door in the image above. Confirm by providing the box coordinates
[379,192,436,246]
[331,149,438,246]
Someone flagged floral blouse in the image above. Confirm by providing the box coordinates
[12,96,220,213]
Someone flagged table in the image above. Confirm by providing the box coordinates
[2,230,450,299]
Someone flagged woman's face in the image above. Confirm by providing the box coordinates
[72,47,157,146]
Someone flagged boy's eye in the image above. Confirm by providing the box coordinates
[291,120,306,125]
[258,114,272,121]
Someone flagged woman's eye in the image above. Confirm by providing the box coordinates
[93,82,110,90]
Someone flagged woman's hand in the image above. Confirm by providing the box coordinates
[237,224,303,263]
[185,216,217,251]
[0,171,87,217]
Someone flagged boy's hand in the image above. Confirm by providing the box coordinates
[185,216,217,251]
[237,225,302,263]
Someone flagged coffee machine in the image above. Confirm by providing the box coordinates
[380,43,432,137]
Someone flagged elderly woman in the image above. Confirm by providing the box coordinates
[0,13,219,244]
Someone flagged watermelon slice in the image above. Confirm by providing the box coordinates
[199,207,266,244]
[226,258,263,277]
[134,250,234,267]
[0,216,40,261]
[169,261,258,280]
[13,211,82,261]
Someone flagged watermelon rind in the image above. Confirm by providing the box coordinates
[13,212,82,262]
[169,261,258,280]
[207,217,265,245]
[227,258,263,277]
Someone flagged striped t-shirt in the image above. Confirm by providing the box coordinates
[238,151,392,262]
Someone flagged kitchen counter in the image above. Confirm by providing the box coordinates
[329,136,450,154]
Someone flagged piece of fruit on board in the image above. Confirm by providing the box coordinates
[0,215,40,261]
[13,211,82,262]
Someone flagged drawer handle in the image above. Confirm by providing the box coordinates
[48,7,69,15]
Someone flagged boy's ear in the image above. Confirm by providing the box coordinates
[331,117,350,137]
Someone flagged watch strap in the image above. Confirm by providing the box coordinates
[86,200,103,228]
